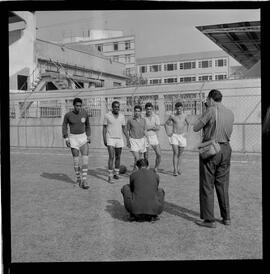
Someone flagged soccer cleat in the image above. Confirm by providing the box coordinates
[75,179,81,187]
[113,174,120,180]
[81,180,89,189]
[108,176,114,184]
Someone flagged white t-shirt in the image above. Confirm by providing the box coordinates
[144,113,160,136]
[103,111,126,139]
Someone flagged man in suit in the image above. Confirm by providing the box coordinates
[121,159,165,222]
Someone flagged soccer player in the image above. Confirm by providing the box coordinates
[103,101,130,184]
[144,102,161,173]
[126,105,147,171]
[164,102,189,176]
[62,97,91,189]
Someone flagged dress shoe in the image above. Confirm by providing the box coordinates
[222,219,231,225]
[195,220,216,228]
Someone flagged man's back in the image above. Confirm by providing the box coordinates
[130,168,161,215]
[202,104,234,143]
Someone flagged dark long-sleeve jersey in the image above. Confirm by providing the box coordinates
[62,109,91,138]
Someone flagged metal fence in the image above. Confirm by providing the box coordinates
[9,79,261,152]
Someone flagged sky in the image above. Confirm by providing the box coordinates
[36,9,260,65]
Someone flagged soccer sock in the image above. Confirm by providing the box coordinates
[114,168,119,175]
[82,155,88,182]
[73,156,80,181]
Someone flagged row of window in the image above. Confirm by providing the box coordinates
[112,54,134,63]
[96,41,132,52]
[148,74,227,84]
[140,58,227,73]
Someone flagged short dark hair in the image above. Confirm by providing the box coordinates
[112,101,120,108]
[145,102,153,109]
[73,97,82,105]
[208,89,223,102]
[136,158,149,168]
[175,102,183,108]
[134,105,142,111]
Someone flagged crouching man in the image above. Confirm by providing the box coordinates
[121,158,165,222]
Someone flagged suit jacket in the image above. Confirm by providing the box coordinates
[129,168,162,215]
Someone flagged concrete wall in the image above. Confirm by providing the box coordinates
[9,12,37,90]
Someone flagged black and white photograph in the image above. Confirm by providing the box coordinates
[3,3,267,269]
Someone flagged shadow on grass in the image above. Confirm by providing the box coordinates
[87,167,108,182]
[158,168,174,176]
[105,199,200,223]
[105,199,130,222]
[40,172,74,184]
[87,167,132,182]
[163,201,200,222]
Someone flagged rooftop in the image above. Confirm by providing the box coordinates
[136,50,229,65]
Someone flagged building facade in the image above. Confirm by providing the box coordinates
[62,32,136,77]
[137,51,232,85]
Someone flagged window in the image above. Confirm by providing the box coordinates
[125,54,131,63]
[198,60,212,68]
[113,82,121,87]
[150,64,162,72]
[140,66,147,73]
[164,77,177,83]
[125,41,130,50]
[215,74,227,80]
[17,75,28,90]
[113,56,119,62]
[215,58,227,67]
[45,82,58,90]
[126,68,131,76]
[179,61,196,70]
[198,75,212,81]
[75,82,84,88]
[179,76,196,82]
[113,43,118,51]
[164,63,177,71]
[96,44,103,52]
[149,79,162,85]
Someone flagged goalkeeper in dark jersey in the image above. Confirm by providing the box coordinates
[62,97,91,189]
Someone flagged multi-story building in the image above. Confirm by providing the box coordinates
[62,30,136,77]
[137,50,231,85]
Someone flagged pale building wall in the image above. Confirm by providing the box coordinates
[9,11,37,90]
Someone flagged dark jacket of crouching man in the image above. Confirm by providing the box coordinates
[121,159,165,222]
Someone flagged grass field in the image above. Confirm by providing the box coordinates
[9,147,262,262]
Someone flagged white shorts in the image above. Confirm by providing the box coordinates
[130,137,147,153]
[168,133,187,147]
[69,133,88,150]
[107,137,124,148]
[146,135,159,147]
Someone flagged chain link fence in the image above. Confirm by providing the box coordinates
[9,80,261,152]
